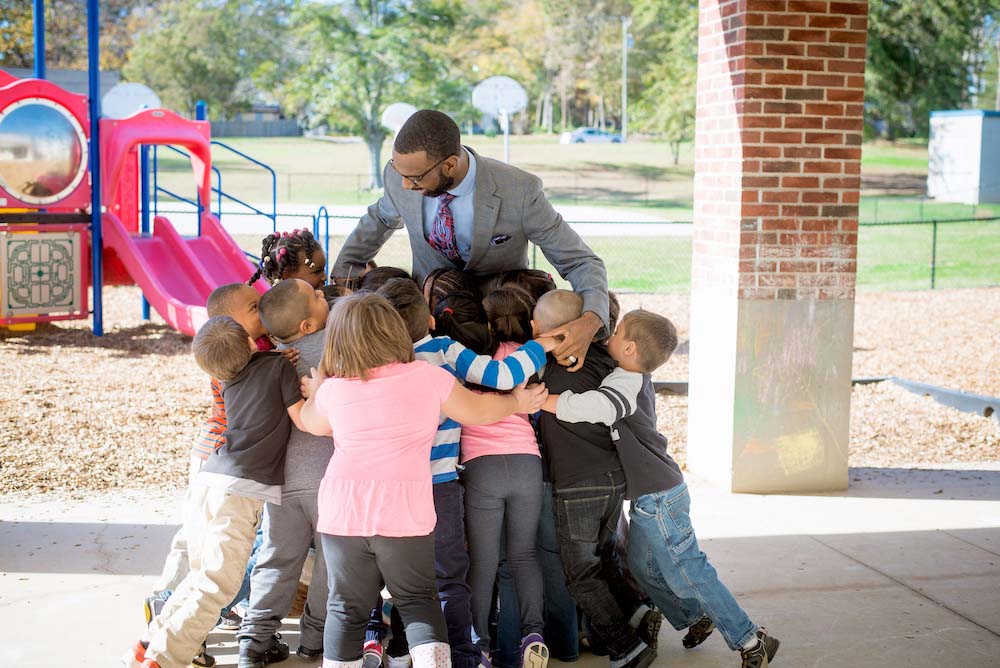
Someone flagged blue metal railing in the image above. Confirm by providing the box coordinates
[211,140,278,231]
[152,144,224,233]
[151,142,277,235]
[313,205,332,264]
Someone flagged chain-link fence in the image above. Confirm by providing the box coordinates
[222,215,1000,294]
[154,165,1000,294]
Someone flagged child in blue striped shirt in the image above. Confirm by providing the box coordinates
[368,277,555,668]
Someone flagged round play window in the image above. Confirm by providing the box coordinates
[0,97,89,206]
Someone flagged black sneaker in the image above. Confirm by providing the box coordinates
[192,641,216,668]
[682,616,715,649]
[635,609,663,652]
[238,635,290,668]
[296,645,323,660]
[739,629,780,668]
[611,644,656,668]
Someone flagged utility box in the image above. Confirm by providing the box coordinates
[927,110,1000,204]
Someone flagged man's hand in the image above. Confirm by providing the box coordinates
[279,347,301,367]
[300,367,326,400]
[534,335,559,353]
[539,311,603,372]
[511,382,547,414]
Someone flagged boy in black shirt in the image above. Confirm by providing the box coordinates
[543,307,781,668]
[123,316,305,668]
[533,290,658,668]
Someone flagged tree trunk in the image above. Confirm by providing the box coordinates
[561,84,569,132]
[545,94,553,133]
[365,133,384,190]
[996,35,1000,111]
[671,140,680,166]
[535,93,545,129]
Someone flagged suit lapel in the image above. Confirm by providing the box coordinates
[467,147,500,269]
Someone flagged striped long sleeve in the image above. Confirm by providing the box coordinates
[555,367,643,427]
[191,378,226,460]
[416,336,546,389]
[414,335,547,483]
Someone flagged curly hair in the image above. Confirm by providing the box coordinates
[248,228,322,286]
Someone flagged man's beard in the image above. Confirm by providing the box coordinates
[421,174,455,198]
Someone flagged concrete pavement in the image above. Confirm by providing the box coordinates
[2,464,999,668]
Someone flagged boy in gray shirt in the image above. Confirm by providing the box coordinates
[542,308,781,668]
[238,279,335,666]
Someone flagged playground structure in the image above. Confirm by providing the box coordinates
[0,0,321,337]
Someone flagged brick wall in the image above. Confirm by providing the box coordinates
[693,0,868,300]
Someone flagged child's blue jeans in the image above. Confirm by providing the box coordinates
[627,482,757,651]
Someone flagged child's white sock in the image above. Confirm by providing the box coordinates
[741,635,759,651]
[628,604,652,628]
[410,642,451,668]
[324,659,363,668]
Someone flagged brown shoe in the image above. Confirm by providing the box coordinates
[740,629,780,668]
[682,616,715,649]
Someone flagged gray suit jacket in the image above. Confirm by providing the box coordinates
[333,147,609,327]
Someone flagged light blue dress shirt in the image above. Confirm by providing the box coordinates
[422,147,477,262]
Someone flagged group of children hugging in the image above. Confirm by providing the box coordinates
[123,228,781,668]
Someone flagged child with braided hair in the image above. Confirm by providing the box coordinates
[249,229,328,290]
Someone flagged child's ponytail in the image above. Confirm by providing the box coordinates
[432,291,496,356]
[483,286,535,344]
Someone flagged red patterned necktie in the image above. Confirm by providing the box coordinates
[428,193,462,264]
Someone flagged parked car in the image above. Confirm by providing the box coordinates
[560,127,622,144]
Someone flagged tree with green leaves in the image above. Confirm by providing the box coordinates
[0,0,151,71]
[630,0,697,163]
[124,0,290,119]
[867,0,1000,137]
[281,0,472,189]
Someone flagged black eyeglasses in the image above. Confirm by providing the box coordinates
[390,155,452,186]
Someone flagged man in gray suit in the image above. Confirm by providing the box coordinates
[332,109,609,369]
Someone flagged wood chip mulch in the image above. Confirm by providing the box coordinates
[1,286,996,496]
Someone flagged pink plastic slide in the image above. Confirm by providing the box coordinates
[102,211,268,337]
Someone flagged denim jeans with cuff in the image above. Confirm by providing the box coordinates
[627,483,757,651]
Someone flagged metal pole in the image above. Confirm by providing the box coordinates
[87,0,103,336]
[621,16,631,143]
[153,146,159,217]
[930,220,938,289]
[195,101,206,236]
[33,0,46,79]
[501,109,510,164]
[140,145,150,320]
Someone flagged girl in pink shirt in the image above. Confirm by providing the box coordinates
[458,287,550,668]
[300,293,546,668]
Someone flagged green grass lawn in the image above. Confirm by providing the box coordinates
[860,142,929,172]
[232,219,1000,294]
[857,220,1000,290]
[200,137,1000,293]
[153,136,999,225]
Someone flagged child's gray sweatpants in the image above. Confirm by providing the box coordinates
[320,532,447,661]
[239,491,328,652]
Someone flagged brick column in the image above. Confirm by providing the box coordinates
[687,0,867,493]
